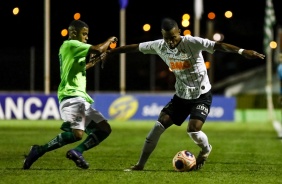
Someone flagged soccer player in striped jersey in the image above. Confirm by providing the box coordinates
[106,18,265,171]
[23,20,117,170]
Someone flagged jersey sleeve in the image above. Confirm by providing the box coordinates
[185,36,215,54]
[69,40,92,60]
[139,41,160,54]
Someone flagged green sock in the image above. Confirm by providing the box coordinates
[75,130,110,153]
[60,122,71,132]
[38,132,77,154]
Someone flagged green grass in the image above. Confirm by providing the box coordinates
[0,120,282,184]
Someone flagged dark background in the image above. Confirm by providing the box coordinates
[0,0,281,93]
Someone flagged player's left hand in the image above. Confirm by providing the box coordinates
[242,50,265,60]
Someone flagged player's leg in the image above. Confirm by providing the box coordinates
[127,95,187,171]
[60,121,71,132]
[128,118,168,171]
[23,130,83,170]
[60,120,95,135]
[66,119,110,169]
[69,105,111,154]
[187,119,212,170]
[46,98,86,152]
[23,98,85,170]
[187,91,212,170]
[64,107,110,170]
[72,120,111,153]
[62,98,94,169]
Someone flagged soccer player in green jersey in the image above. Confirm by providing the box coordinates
[23,20,117,170]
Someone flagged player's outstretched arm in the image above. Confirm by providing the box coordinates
[108,44,140,54]
[89,36,118,55]
[240,49,265,60]
[214,42,265,60]
[99,44,140,69]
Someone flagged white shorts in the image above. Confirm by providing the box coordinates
[59,97,106,131]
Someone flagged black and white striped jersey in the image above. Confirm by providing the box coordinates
[139,35,215,100]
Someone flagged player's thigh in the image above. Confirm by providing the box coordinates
[85,105,106,124]
[160,95,190,127]
[157,111,173,128]
[84,105,111,132]
[59,97,86,130]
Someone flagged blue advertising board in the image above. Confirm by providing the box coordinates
[0,93,235,121]
[93,93,236,121]
[0,93,60,120]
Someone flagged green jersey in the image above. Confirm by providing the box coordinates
[58,40,93,103]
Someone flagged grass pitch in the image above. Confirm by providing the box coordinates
[0,120,282,184]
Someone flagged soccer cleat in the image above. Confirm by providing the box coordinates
[124,164,144,171]
[195,144,212,170]
[66,149,89,169]
[23,145,43,170]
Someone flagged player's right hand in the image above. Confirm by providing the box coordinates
[109,36,118,43]
[242,50,265,60]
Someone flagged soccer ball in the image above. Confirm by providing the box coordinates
[172,150,196,172]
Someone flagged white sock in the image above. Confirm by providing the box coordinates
[136,121,165,167]
[188,131,210,152]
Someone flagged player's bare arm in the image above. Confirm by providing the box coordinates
[86,53,106,70]
[214,42,265,60]
[100,44,140,69]
[85,57,98,70]
[89,36,118,55]
[108,44,140,54]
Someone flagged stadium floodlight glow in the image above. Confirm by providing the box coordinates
[213,33,224,41]
[183,29,191,36]
[74,13,81,20]
[181,20,190,27]
[13,7,19,15]
[61,29,68,37]
[270,41,277,49]
[182,13,190,20]
[225,11,233,18]
[208,12,216,20]
[143,24,151,32]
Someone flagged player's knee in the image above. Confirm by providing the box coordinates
[73,129,84,140]
[187,119,203,132]
[89,128,111,145]
[97,120,112,134]
[157,112,173,129]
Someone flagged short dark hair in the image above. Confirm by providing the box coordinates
[161,18,178,31]
[69,20,89,30]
